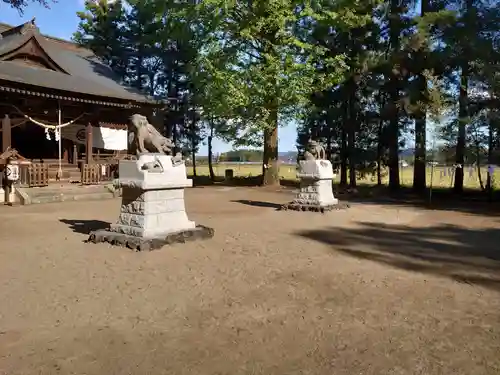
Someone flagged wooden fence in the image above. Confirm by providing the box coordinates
[18,163,49,187]
[1,162,118,188]
[81,163,117,185]
[80,150,126,163]
[0,163,48,188]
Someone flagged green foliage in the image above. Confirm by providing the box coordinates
[197,1,371,128]
[194,0,386,184]
[219,149,263,163]
[74,0,128,80]
[71,0,500,193]
[2,0,51,13]
[74,0,207,156]
[297,0,500,192]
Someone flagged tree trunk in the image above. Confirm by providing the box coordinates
[165,71,174,137]
[148,73,155,97]
[377,121,383,186]
[487,119,493,200]
[348,126,356,187]
[454,0,473,193]
[348,79,357,187]
[475,144,484,191]
[487,120,493,191]
[262,110,279,186]
[413,0,428,192]
[388,0,401,191]
[136,55,143,90]
[191,153,197,177]
[388,112,400,190]
[377,94,385,186]
[454,66,468,193]
[172,124,178,154]
[413,108,427,191]
[340,126,348,185]
[208,119,216,182]
[190,109,197,178]
[326,120,332,161]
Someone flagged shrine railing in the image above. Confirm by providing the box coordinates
[81,163,118,185]
[18,163,49,187]
[80,150,126,163]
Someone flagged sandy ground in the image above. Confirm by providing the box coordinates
[0,186,499,375]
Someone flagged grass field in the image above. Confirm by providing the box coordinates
[188,163,500,189]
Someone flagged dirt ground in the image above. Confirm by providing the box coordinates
[0,186,499,375]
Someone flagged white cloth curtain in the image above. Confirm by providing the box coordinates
[61,125,127,151]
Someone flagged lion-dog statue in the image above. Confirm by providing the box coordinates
[128,114,183,168]
[128,114,174,156]
[304,139,326,160]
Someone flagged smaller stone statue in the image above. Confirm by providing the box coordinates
[140,156,164,173]
[304,139,326,160]
[171,153,183,167]
[279,138,344,212]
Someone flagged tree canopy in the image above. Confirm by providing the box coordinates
[71,0,500,190]
[3,0,51,13]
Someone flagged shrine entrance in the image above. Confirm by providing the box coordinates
[11,121,58,160]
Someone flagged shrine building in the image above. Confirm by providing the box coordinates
[0,18,162,185]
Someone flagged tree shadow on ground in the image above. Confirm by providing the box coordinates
[231,200,282,209]
[60,219,110,235]
[295,222,500,291]
[190,175,500,216]
[341,185,500,217]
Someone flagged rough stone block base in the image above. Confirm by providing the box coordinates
[280,201,350,213]
[86,225,214,251]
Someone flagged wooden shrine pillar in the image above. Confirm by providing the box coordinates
[2,114,11,152]
[73,143,78,165]
[85,122,93,164]
[62,139,69,163]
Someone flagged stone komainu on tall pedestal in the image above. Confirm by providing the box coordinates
[281,140,347,213]
[87,114,214,251]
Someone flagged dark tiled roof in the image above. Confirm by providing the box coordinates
[0,23,10,33]
[0,20,156,105]
[0,60,151,103]
[0,33,26,55]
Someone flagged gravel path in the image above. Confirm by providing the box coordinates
[0,187,499,375]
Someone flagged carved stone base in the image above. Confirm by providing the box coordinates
[280,201,350,213]
[86,225,214,251]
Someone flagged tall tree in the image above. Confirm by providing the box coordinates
[199,0,374,185]
[124,0,164,92]
[74,0,129,81]
[405,0,454,191]
[437,0,500,192]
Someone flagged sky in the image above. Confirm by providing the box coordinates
[0,1,299,155]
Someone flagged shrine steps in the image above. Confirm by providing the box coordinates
[44,160,81,182]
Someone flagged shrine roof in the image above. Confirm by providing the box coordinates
[0,19,158,107]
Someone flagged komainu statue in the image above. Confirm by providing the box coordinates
[304,139,326,160]
[128,114,183,167]
[128,114,183,170]
[128,114,175,156]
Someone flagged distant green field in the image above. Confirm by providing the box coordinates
[187,163,499,189]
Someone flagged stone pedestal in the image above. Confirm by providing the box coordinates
[87,154,214,251]
[282,159,347,213]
